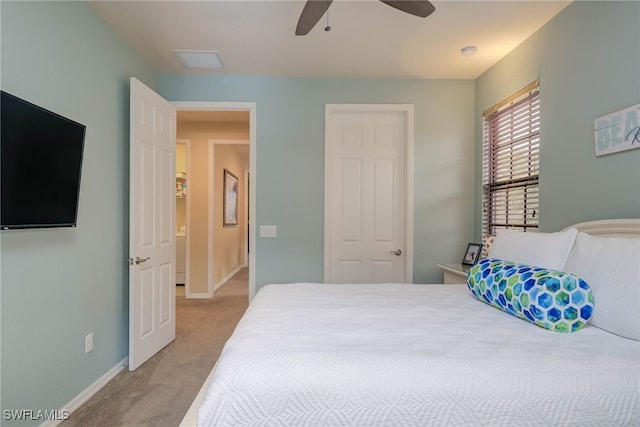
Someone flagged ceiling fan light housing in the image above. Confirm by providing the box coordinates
[295,0,435,35]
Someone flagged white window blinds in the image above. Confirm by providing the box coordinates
[482,81,540,238]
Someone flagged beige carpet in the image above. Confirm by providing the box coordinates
[61,268,249,427]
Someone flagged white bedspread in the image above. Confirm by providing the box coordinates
[197,283,640,426]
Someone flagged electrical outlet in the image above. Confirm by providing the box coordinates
[85,333,93,354]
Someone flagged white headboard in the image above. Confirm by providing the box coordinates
[565,219,640,237]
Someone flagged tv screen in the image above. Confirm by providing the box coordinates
[1,91,86,230]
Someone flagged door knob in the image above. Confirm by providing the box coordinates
[390,249,402,256]
[135,256,151,265]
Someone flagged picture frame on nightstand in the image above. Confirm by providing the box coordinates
[462,242,483,266]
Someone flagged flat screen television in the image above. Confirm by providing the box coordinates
[1,91,86,230]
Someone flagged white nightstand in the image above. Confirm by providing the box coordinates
[436,263,470,285]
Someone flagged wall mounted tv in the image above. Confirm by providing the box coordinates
[1,91,86,230]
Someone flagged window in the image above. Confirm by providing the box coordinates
[482,81,540,238]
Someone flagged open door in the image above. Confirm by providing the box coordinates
[128,77,177,371]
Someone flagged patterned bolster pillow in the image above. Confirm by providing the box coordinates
[467,258,594,333]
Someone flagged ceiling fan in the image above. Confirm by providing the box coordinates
[295,0,436,36]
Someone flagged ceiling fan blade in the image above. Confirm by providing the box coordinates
[379,0,436,18]
[295,0,334,36]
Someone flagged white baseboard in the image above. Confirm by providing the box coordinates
[40,357,128,427]
[214,265,243,292]
[184,265,245,299]
[185,291,212,299]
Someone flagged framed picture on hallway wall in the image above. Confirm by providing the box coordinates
[223,169,239,227]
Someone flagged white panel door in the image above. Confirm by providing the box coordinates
[325,105,412,284]
[129,77,176,371]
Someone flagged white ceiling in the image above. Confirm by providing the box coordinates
[90,0,571,80]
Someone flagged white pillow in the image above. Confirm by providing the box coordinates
[563,232,640,340]
[488,227,578,270]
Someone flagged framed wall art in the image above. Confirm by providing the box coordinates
[594,104,640,157]
[223,169,238,227]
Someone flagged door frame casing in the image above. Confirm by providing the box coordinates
[243,169,250,268]
[172,101,257,301]
[324,103,415,283]
[176,139,191,296]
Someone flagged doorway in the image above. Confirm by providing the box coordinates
[174,102,256,301]
[175,139,190,297]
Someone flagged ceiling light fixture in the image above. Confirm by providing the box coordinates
[174,50,224,70]
[460,46,478,57]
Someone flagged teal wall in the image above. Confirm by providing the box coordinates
[2,0,637,422]
[0,1,156,424]
[157,77,477,290]
[474,1,640,235]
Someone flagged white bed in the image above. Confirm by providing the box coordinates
[182,219,640,426]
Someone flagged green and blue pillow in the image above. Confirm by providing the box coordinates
[467,258,594,333]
